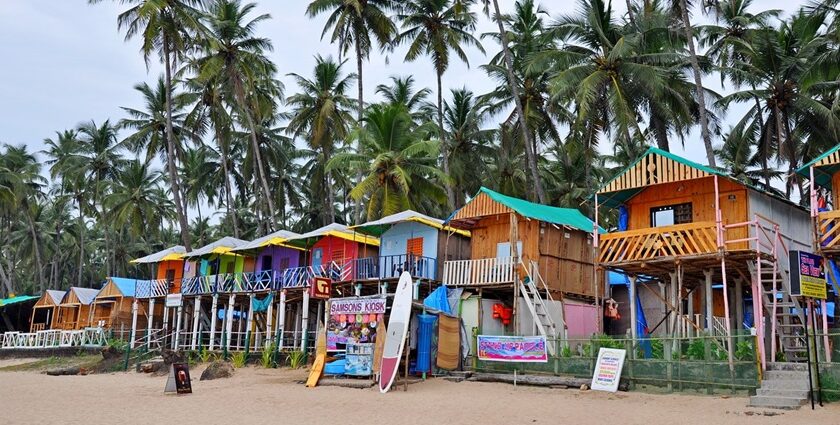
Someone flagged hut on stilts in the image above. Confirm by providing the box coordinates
[29,290,66,332]
[595,147,812,369]
[129,245,186,349]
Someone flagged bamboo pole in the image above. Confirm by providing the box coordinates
[192,296,201,350]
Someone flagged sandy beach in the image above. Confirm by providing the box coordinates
[1,363,838,425]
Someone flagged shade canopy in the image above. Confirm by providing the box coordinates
[231,230,302,253]
[131,245,186,264]
[0,295,38,307]
[283,223,379,249]
[183,237,248,258]
[447,187,602,234]
[351,210,470,237]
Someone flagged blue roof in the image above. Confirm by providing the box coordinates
[108,277,137,297]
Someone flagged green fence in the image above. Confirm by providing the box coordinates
[470,331,760,395]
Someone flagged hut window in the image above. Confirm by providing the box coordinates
[650,203,693,227]
[165,269,176,283]
[261,255,273,271]
[407,237,424,257]
[496,241,523,259]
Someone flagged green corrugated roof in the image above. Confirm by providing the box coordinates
[796,143,840,189]
[0,295,39,307]
[453,187,603,233]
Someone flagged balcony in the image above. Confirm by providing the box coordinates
[353,254,437,281]
[598,221,720,265]
[818,210,840,253]
[135,279,170,299]
[442,257,518,287]
[281,263,342,288]
[180,275,219,295]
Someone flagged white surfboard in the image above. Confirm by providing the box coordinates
[379,272,413,393]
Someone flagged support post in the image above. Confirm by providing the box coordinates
[278,290,286,351]
[510,212,520,334]
[629,275,638,343]
[147,298,155,348]
[301,289,310,353]
[192,296,201,350]
[822,299,831,362]
[225,294,235,350]
[130,299,138,349]
[209,294,218,351]
[265,296,274,349]
[162,303,170,347]
[734,278,744,333]
[174,304,183,350]
[704,271,713,333]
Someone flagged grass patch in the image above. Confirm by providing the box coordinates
[0,354,102,372]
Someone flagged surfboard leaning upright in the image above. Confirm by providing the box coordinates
[378,271,413,393]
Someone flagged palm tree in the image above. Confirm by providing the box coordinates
[306,0,397,223]
[485,123,527,198]
[194,0,283,229]
[395,0,484,208]
[286,55,357,225]
[89,0,206,251]
[106,160,174,239]
[444,88,494,207]
[328,104,447,220]
[481,0,546,203]
[375,75,434,121]
[179,145,221,224]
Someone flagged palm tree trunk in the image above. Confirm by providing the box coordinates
[26,213,45,293]
[625,0,636,27]
[354,40,365,225]
[437,71,455,209]
[0,259,12,296]
[163,38,193,251]
[77,196,84,287]
[491,0,546,203]
[326,170,337,225]
[216,125,240,238]
[678,0,716,167]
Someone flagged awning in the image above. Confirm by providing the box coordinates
[283,223,380,249]
[351,210,470,237]
[131,245,186,264]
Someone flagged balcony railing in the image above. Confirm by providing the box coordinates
[180,275,218,295]
[353,254,437,281]
[282,262,341,288]
[135,279,170,299]
[818,210,840,251]
[442,257,517,286]
[598,221,719,264]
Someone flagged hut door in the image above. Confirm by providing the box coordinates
[406,237,424,258]
[496,241,522,260]
[312,248,323,268]
[261,255,273,271]
[165,269,176,284]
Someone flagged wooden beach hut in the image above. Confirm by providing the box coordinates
[29,290,65,332]
[55,287,100,330]
[283,223,380,287]
[351,210,471,283]
[1,295,38,333]
[442,187,600,349]
[91,277,137,334]
[230,230,303,291]
[596,147,812,366]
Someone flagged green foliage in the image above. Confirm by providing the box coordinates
[821,373,840,403]
[686,339,707,360]
[287,350,307,369]
[107,338,128,353]
[260,344,276,368]
[198,347,214,363]
[560,345,572,358]
[734,341,755,361]
[231,351,249,368]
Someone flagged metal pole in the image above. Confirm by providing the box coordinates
[804,298,815,410]
[811,299,824,407]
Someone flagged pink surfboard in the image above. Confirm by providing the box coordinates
[379,272,413,393]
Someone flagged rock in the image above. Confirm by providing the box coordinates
[200,361,234,381]
[101,345,122,360]
[161,350,187,365]
[138,360,165,374]
[47,367,81,376]
[580,384,590,391]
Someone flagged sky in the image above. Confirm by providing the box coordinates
[0,0,803,180]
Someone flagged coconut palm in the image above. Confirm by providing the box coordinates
[89,0,206,251]
[193,0,283,229]
[286,55,357,225]
[106,160,174,239]
[306,0,397,223]
[444,88,494,207]
[327,104,447,220]
[375,75,435,122]
[395,0,484,208]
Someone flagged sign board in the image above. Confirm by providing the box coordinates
[789,250,827,299]
[591,348,626,392]
[165,293,183,308]
[476,335,548,363]
[327,296,385,351]
[345,342,374,376]
[164,363,192,394]
[310,276,331,300]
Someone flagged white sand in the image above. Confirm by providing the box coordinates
[1,366,838,425]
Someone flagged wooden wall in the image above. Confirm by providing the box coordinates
[537,223,597,298]
[468,214,540,262]
[832,171,840,207]
[625,176,749,249]
[436,232,471,280]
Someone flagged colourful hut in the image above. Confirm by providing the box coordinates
[29,290,65,332]
[55,287,100,330]
[283,224,380,288]
[91,277,138,335]
[230,230,303,291]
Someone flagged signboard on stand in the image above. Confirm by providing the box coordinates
[476,335,548,363]
[789,250,827,299]
[591,348,626,392]
[164,363,192,394]
[310,277,331,300]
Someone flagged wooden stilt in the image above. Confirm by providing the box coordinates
[192,296,201,350]
[209,295,218,350]
[174,304,183,350]
[301,290,310,352]
[265,296,274,349]
[147,298,155,347]
[247,294,255,351]
[130,299,138,349]
[278,290,286,351]
[226,294,236,350]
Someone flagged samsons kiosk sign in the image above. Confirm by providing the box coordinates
[329,297,387,315]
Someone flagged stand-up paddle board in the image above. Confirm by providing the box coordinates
[379,272,413,393]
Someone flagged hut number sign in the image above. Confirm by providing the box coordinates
[789,250,827,299]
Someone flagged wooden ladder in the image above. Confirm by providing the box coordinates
[518,261,559,356]
[748,258,807,362]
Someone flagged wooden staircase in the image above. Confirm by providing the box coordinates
[748,257,807,362]
[518,261,561,356]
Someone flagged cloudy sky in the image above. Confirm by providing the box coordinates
[0,0,803,171]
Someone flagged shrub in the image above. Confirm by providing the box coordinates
[231,351,249,368]
[287,350,307,369]
[261,344,276,368]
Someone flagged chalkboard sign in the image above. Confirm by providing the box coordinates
[164,363,192,395]
[789,250,827,299]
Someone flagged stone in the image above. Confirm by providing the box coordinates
[46,367,81,376]
[200,361,234,381]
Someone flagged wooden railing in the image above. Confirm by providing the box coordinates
[442,257,517,286]
[818,210,840,251]
[598,221,719,264]
[353,254,437,281]
[135,279,171,298]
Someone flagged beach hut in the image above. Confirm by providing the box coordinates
[55,287,100,330]
[351,210,471,283]
[29,290,65,332]
[596,147,812,367]
[443,187,600,349]
[0,295,38,333]
[282,223,380,287]
[131,245,187,295]
[230,230,303,291]
[91,277,138,337]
